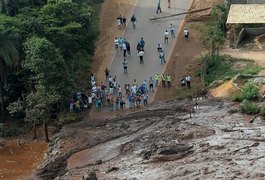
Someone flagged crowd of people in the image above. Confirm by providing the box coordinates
[69,0,192,113]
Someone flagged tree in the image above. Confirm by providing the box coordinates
[202,4,229,56]
[0,27,19,124]
[21,36,69,141]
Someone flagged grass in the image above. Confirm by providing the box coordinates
[240,100,260,115]
[232,82,259,102]
[201,54,263,86]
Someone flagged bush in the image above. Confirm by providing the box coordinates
[259,104,265,117]
[240,100,260,115]
[0,127,22,137]
[232,83,259,101]
[227,108,238,114]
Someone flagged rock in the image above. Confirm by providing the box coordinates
[82,171,98,180]
[157,144,193,155]
[106,167,119,173]
[95,160,102,165]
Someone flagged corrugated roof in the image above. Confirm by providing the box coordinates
[227,4,265,24]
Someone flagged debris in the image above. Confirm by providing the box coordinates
[106,167,119,173]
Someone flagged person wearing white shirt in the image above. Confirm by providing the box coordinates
[122,42,127,57]
[185,75,191,88]
[164,30,169,44]
[169,23,175,38]
[184,28,189,39]
[114,37,119,50]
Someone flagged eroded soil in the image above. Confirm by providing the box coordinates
[38,99,265,179]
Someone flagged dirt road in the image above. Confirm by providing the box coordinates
[221,48,265,66]
[108,0,191,100]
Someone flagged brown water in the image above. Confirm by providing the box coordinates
[0,140,47,179]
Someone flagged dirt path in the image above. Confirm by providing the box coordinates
[220,48,265,67]
[35,0,265,179]
[92,0,136,83]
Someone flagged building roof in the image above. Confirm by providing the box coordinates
[227,4,265,24]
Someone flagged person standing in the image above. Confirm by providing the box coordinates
[122,16,127,28]
[184,28,189,40]
[164,30,169,44]
[131,84,137,95]
[118,84,122,97]
[166,74,171,88]
[139,37,145,50]
[138,49,144,64]
[108,75,113,87]
[169,23,175,38]
[157,43,162,52]
[122,42,127,57]
[168,0,171,8]
[128,94,132,108]
[114,37,119,50]
[109,83,114,94]
[136,42,141,53]
[125,41,131,56]
[142,93,149,106]
[181,77,186,87]
[132,79,138,87]
[115,97,120,110]
[159,50,166,65]
[109,95,114,111]
[130,15,137,29]
[122,59,128,74]
[155,73,160,87]
[161,74,166,87]
[149,77,154,92]
[117,18,122,29]
[118,37,123,51]
[120,96,124,109]
[156,0,162,14]
[104,67,110,81]
[69,97,74,112]
[117,15,122,29]
[186,75,191,88]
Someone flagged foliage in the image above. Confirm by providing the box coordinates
[232,83,259,102]
[259,103,265,117]
[200,54,262,86]
[201,4,229,53]
[1,0,100,132]
[239,100,260,115]
[0,126,23,137]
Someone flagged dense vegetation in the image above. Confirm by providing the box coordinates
[0,0,100,139]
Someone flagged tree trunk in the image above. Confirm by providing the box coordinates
[44,121,49,142]
[0,60,4,124]
[33,121,37,139]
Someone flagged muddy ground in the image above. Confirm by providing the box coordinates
[3,0,265,179]
[36,0,265,179]
[37,99,265,179]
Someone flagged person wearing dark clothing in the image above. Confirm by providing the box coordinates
[139,37,145,50]
[130,15,137,28]
[125,41,131,56]
[122,16,126,27]
[156,0,162,14]
[137,43,142,53]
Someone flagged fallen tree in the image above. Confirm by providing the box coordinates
[149,7,212,21]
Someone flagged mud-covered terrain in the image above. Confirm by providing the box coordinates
[37,99,265,179]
